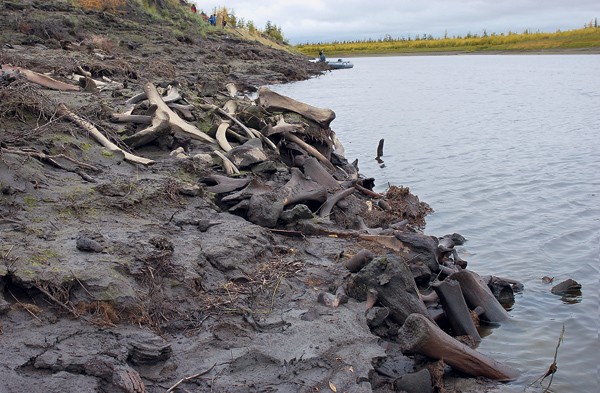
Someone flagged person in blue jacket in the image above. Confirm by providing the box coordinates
[319,50,326,62]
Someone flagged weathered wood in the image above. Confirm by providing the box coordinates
[357,235,412,256]
[398,313,520,381]
[433,279,481,341]
[257,86,336,128]
[448,270,511,323]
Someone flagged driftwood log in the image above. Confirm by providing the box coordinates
[349,255,433,324]
[398,313,520,381]
[433,279,481,341]
[257,86,336,129]
[448,270,511,323]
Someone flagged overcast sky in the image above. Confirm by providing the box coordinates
[195,1,599,44]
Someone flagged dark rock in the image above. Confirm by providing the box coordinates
[393,368,433,393]
[128,333,172,365]
[488,278,515,305]
[280,204,314,223]
[394,232,440,272]
[551,279,582,295]
[226,143,267,169]
[348,255,433,325]
[365,306,389,328]
[76,236,104,253]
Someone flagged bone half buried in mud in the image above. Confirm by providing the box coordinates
[398,313,520,381]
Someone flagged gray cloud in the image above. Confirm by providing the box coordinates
[195,1,600,44]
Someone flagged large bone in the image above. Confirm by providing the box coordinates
[330,130,345,158]
[344,249,374,273]
[202,175,250,194]
[226,82,237,98]
[350,255,433,325]
[56,103,154,166]
[221,179,274,202]
[300,156,340,188]
[202,102,257,140]
[247,168,327,227]
[433,279,481,341]
[216,123,233,152]
[212,150,239,175]
[257,86,336,129]
[124,83,216,148]
[2,64,79,91]
[448,270,511,323]
[284,131,336,171]
[215,100,238,152]
[319,187,355,219]
[262,115,304,137]
[398,313,520,381]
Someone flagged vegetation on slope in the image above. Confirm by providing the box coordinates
[297,22,600,56]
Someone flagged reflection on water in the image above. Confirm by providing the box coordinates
[269,54,600,393]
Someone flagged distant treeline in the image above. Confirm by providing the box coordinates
[297,21,600,56]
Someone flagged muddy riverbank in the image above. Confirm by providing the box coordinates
[0,1,533,392]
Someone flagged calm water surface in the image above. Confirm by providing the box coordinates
[269,55,599,392]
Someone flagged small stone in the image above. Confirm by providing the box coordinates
[193,153,213,166]
[76,236,103,252]
[551,279,582,295]
[280,204,314,223]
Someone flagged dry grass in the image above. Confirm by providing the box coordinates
[0,79,55,125]
[142,60,177,79]
[76,301,121,326]
[86,34,118,53]
[361,185,433,229]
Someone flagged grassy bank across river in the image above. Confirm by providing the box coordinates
[298,26,600,57]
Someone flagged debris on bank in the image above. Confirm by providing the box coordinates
[0,2,534,392]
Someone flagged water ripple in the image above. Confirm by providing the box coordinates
[270,54,600,392]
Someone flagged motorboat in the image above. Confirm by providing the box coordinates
[309,57,354,69]
[327,58,354,69]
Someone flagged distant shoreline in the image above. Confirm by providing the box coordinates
[325,47,600,58]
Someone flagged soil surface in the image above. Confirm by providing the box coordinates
[1,2,506,392]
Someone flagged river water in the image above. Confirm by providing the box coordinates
[268,54,600,392]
